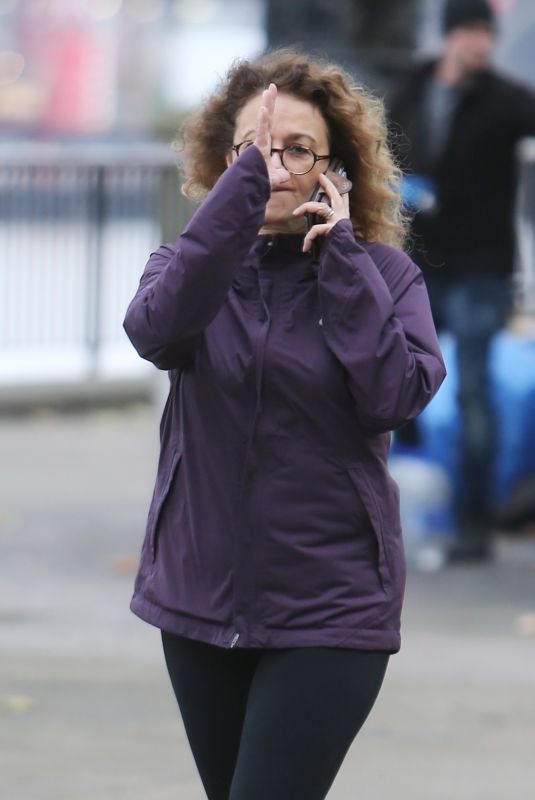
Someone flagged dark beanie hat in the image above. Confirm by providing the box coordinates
[442,0,496,34]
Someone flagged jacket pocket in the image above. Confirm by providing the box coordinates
[346,464,391,592]
[148,449,182,561]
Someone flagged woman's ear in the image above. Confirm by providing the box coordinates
[225,152,233,168]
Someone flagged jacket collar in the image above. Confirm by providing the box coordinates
[253,233,309,260]
[232,234,316,295]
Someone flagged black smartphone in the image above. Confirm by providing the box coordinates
[305,157,352,259]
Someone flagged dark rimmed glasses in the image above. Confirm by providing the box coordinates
[231,141,330,175]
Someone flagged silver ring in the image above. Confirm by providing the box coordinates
[324,207,335,219]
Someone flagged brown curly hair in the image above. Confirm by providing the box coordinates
[179,48,408,248]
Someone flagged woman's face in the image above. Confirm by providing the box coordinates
[228,91,331,234]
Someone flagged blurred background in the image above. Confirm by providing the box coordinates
[1,1,535,799]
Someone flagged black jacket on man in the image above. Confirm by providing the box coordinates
[387,60,535,278]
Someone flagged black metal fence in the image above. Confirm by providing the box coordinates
[0,142,195,388]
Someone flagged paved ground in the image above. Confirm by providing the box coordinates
[1,406,534,800]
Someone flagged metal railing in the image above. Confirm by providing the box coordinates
[1,138,534,393]
[0,141,195,388]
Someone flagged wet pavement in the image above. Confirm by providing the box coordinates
[1,406,534,799]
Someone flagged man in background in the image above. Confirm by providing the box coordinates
[388,0,535,561]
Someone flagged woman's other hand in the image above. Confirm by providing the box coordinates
[254,83,291,190]
[292,173,351,253]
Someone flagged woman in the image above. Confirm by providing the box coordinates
[123,50,446,800]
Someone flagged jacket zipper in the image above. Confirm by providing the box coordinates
[232,264,271,651]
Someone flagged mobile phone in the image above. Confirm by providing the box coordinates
[305,157,352,259]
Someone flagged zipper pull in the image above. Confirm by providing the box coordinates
[229,633,240,648]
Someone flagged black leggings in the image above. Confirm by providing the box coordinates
[161,631,390,800]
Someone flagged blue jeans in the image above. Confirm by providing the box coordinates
[425,273,511,531]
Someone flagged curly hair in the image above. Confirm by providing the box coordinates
[179,48,408,248]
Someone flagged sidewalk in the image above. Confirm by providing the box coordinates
[1,407,534,799]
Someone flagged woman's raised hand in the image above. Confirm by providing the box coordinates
[254,83,291,189]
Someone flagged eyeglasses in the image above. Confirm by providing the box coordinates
[231,141,330,175]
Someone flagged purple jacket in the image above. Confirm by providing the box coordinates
[124,145,446,653]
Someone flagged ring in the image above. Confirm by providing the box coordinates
[324,207,335,219]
